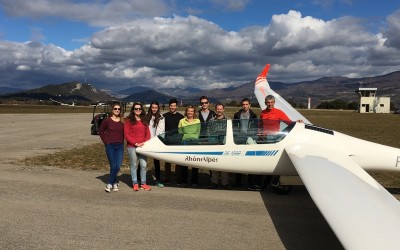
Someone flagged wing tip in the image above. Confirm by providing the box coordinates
[260,64,270,78]
[255,64,271,86]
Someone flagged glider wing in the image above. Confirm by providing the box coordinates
[285,144,400,250]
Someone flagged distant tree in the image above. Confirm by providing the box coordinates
[317,101,329,109]
[390,102,396,111]
[288,99,298,108]
[298,103,306,109]
[317,99,359,110]
[286,99,308,109]
[347,102,358,110]
[226,100,238,107]
[331,99,347,109]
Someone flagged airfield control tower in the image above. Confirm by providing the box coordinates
[355,87,390,113]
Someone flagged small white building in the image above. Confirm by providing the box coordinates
[356,87,390,113]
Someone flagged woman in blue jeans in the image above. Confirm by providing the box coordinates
[99,103,125,192]
[124,103,151,191]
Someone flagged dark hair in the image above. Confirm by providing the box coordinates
[215,103,224,109]
[169,98,178,106]
[110,102,125,123]
[128,102,148,125]
[199,96,209,102]
[144,101,162,128]
[241,98,250,104]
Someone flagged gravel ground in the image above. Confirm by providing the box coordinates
[0,113,343,250]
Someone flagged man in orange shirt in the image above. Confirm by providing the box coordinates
[260,95,292,135]
[260,95,302,191]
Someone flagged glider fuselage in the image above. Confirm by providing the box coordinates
[137,120,400,175]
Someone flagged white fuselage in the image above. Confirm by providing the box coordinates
[137,120,400,175]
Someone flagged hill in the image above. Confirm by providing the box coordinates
[0,87,25,95]
[122,89,173,104]
[1,70,399,107]
[277,73,400,107]
[0,82,115,104]
[198,72,400,107]
[117,86,153,95]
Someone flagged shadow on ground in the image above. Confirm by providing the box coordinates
[96,169,215,188]
[261,186,344,250]
[97,170,343,249]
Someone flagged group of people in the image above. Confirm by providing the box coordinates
[99,101,165,192]
[98,94,294,192]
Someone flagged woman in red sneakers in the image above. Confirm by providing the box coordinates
[124,103,151,191]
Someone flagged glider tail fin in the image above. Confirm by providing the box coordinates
[254,64,311,124]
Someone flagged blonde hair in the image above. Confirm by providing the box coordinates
[184,105,198,119]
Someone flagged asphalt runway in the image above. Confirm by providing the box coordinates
[0,113,343,249]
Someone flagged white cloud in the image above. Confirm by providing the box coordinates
[265,11,376,53]
[16,65,31,71]
[1,9,400,90]
[383,9,400,49]
[104,66,154,78]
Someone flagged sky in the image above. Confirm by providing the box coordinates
[1,0,400,92]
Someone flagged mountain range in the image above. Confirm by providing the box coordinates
[0,82,115,104]
[0,87,25,95]
[1,71,399,107]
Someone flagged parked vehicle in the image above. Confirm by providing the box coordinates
[90,101,127,135]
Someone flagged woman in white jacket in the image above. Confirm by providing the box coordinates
[145,101,165,187]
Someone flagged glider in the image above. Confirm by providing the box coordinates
[137,64,400,249]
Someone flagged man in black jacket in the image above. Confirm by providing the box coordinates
[232,98,263,190]
[190,96,216,187]
[163,98,184,185]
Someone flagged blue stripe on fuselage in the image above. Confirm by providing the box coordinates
[154,150,279,156]
[245,150,279,156]
[157,151,224,155]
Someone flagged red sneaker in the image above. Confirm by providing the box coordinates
[140,184,151,191]
[133,184,139,191]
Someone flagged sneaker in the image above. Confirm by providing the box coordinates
[248,185,262,191]
[113,183,119,191]
[140,184,151,191]
[155,181,164,188]
[270,176,280,187]
[105,184,112,193]
[133,184,139,191]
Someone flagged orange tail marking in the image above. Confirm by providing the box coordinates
[260,64,270,78]
[255,64,270,86]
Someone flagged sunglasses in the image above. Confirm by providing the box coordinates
[200,102,209,105]
[134,108,142,111]
[113,108,121,110]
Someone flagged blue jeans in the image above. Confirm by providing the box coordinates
[105,143,124,185]
[128,147,148,185]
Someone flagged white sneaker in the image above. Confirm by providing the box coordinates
[113,183,119,191]
[105,184,112,192]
